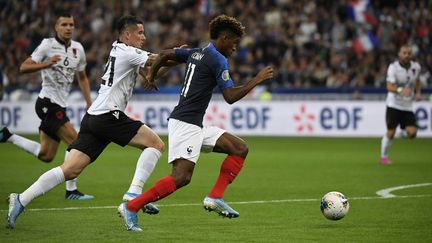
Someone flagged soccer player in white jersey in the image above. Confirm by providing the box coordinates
[0,12,93,200]
[380,45,422,165]
[6,15,166,230]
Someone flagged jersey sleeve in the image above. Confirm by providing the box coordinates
[386,63,396,83]
[128,48,150,68]
[175,48,197,63]
[211,54,234,91]
[76,44,87,72]
[31,39,50,63]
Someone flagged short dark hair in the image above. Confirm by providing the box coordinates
[116,15,144,34]
[209,15,245,40]
[55,11,72,20]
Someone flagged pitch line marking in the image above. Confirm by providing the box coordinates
[0,193,431,212]
[376,183,432,198]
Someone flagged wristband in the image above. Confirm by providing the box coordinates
[396,87,403,94]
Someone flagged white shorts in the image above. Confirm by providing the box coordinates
[168,118,225,163]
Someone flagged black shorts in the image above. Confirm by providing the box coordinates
[68,111,143,162]
[386,106,417,130]
[35,97,70,142]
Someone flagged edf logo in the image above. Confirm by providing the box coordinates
[0,106,21,127]
[415,107,431,131]
[320,107,362,130]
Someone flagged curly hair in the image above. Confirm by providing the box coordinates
[209,15,245,40]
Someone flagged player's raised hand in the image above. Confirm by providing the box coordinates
[402,87,412,97]
[147,53,158,66]
[46,55,61,67]
[256,66,274,83]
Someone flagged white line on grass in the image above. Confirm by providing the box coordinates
[1,194,431,212]
[376,183,432,198]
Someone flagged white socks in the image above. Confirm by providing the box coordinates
[8,134,41,157]
[127,147,161,194]
[19,166,65,207]
[64,151,78,191]
[381,135,392,157]
[66,178,78,191]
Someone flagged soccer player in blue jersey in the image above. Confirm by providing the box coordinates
[119,15,274,231]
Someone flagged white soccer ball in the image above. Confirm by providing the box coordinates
[320,191,349,220]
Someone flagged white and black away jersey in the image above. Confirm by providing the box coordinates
[31,37,86,107]
[386,60,421,111]
[88,41,149,115]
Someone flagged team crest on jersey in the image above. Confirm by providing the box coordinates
[72,48,77,58]
[222,70,230,81]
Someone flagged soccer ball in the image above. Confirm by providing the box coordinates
[320,191,349,220]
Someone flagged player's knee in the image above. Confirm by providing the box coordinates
[38,151,55,162]
[408,132,417,139]
[233,142,248,157]
[177,175,192,188]
[142,136,165,153]
[386,130,396,139]
[153,139,165,153]
[62,167,82,180]
[172,172,192,188]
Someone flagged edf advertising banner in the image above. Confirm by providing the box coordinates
[1,101,431,137]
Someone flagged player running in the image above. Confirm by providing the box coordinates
[118,15,274,231]
[0,12,93,200]
[380,45,422,164]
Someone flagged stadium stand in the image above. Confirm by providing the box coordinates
[0,0,430,100]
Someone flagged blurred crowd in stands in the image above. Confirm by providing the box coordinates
[0,0,431,94]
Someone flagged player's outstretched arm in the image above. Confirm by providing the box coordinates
[19,55,61,73]
[222,65,273,104]
[147,49,178,84]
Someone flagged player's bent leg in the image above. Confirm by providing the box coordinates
[1,127,42,158]
[212,132,248,157]
[60,149,94,200]
[171,159,195,188]
[405,126,417,139]
[204,133,246,218]
[128,124,164,152]
[60,149,91,181]
[57,123,94,199]
[123,125,164,214]
[61,149,94,199]
[57,122,78,146]
[38,131,60,162]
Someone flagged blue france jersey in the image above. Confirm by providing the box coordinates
[170,43,234,127]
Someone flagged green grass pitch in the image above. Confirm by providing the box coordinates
[1,136,431,242]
